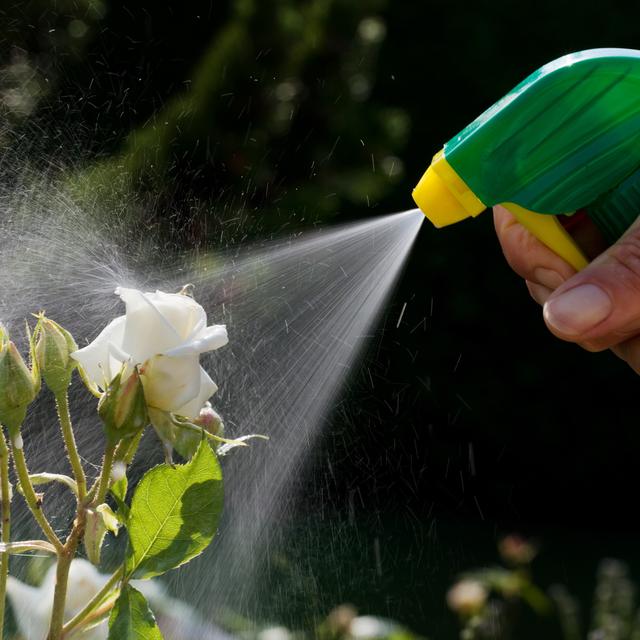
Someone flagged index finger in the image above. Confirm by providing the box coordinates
[493,205,577,288]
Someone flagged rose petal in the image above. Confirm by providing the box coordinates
[117,287,183,362]
[141,354,203,413]
[71,316,126,387]
[147,290,207,341]
[163,324,228,357]
[176,367,218,418]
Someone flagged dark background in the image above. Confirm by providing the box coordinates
[2,0,640,636]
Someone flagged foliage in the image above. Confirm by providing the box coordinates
[449,537,640,640]
[3,3,640,636]
[126,440,223,580]
[2,0,638,534]
[108,584,163,640]
[0,296,247,639]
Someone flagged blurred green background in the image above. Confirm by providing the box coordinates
[3,1,640,637]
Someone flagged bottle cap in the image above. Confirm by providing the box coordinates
[412,150,485,227]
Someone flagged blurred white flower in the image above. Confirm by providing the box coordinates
[446,578,488,616]
[258,626,293,640]
[6,558,164,640]
[349,615,400,639]
[357,17,387,44]
[72,287,227,419]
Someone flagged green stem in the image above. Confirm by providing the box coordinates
[86,435,138,504]
[47,553,73,640]
[116,429,144,465]
[55,393,87,501]
[94,442,116,506]
[61,566,123,636]
[10,439,62,552]
[47,509,86,640]
[0,427,11,640]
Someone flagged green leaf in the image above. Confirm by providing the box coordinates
[0,540,57,555]
[26,472,78,496]
[108,584,163,640]
[125,440,223,579]
[111,475,129,519]
[111,475,128,502]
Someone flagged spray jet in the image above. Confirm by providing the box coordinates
[412,48,640,270]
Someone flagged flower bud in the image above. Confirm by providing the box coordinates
[98,367,149,442]
[194,401,224,438]
[171,402,225,460]
[325,604,357,636]
[34,316,78,394]
[447,579,488,617]
[0,324,38,432]
[84,503,120,566]
[498,535,537,566]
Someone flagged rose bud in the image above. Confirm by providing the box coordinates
[447,579,488,617]
[84,503,120,566]
[194,401,224,438]
[34,315,78,394]
[324,604,357,636]
[98,366,149,442]
[164,402,225,461]
[0,324,38,433]
[498,535,538,566]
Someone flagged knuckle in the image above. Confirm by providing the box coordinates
[608,234,640,288]
[499,227,535,280]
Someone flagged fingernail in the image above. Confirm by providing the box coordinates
[533,267,565,290]
[543,284,612,336]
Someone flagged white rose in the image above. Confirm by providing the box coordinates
[71,287,227,418]
[446,579,488,616]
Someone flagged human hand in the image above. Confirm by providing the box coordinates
[493,205,640,373]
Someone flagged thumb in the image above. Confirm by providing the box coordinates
[543,217,640,352]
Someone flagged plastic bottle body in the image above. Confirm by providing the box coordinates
[446,48,640,217]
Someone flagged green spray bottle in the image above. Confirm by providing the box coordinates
[412,48,640,270]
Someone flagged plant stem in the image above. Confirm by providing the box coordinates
[61,566,123,636]
[86,435,136,504]
[94,442,116,506]
[47,509,86,640]
[116,429,143,465]
[55,393,87,501]
[66,599,117,639]
[47,434,117,637]
[10,440,62,552]
[47,554,73,640]
[0,427,11,640]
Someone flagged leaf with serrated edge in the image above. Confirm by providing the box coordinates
[108,584,162,640]
[125,439,223,579]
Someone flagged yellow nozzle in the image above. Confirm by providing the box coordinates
[412,150,486,227]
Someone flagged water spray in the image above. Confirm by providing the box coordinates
[412,48,640,269]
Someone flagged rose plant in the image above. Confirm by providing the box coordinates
[0,286,260,640]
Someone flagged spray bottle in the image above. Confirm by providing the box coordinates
[412,48,640,270]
